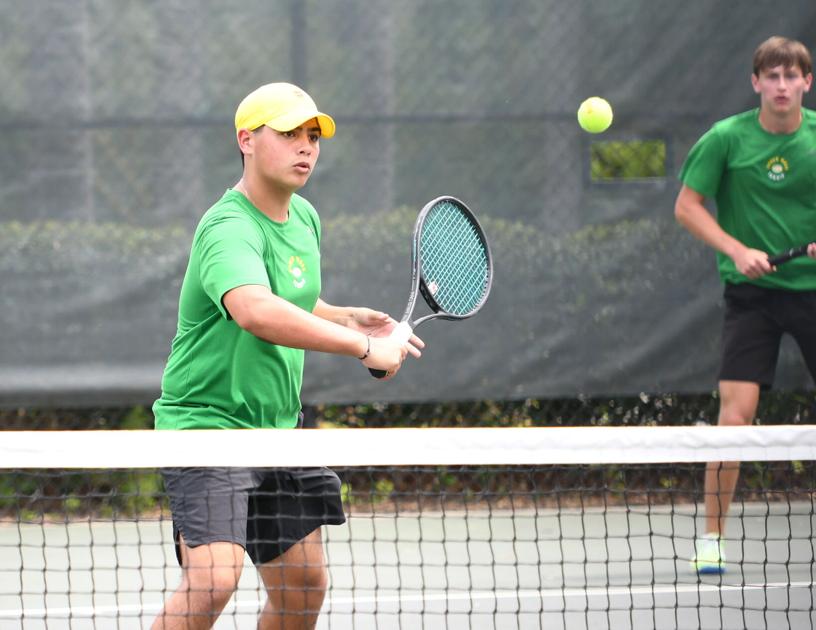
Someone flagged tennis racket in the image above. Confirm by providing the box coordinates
[768,242,815,266]
[369,196,493,379]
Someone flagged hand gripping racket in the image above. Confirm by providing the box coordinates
[369,196,493,378]
[768,242,814,266]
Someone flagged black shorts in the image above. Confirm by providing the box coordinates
[719,282,816,388]
[161,466,346,566]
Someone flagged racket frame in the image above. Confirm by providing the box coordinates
[368,195,493,376]
[402,195,493,329]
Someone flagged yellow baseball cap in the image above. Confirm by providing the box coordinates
[234,83,336,138]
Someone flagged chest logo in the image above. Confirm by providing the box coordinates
[288,256,307,289]
[766,156,788,182]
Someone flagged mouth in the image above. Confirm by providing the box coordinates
[293,162,311,174]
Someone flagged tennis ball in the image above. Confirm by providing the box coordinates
[577,97,613,133]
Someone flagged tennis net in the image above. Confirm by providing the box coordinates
[1,425,815,629]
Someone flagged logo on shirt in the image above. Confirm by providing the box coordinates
[288,256,307,289]
[766,156,788,182]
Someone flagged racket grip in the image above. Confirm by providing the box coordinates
[769,244,810,266]
[367,322,414,379]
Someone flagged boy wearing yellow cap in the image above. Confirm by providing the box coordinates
[151,83,422,629]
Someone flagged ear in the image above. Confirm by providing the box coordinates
[236,128,254,158]
[805,73,813,93]
[751,72,761,94]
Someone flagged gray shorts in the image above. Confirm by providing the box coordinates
[161,467,346,565]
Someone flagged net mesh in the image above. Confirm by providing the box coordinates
[419,200,490,316]
[1,426,815,630]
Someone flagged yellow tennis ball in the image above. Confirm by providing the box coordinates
[577,97,613,133]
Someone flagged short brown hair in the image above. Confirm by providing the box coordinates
[753,36,812,76]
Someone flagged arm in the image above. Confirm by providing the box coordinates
[674,185,773,279]
[222,285,407,373]
[313,298,424,358]
[312,299,386,329]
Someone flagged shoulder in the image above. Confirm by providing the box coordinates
[192,191,261,248]
[707,109,758,139]
[802,107,816,129]
[290,193,321,230]
[714,109,758,128]
[689,110,758,158]
[198,191,257,231]
[290,193,319,219]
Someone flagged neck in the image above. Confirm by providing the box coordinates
[234,176,291,222]
[758,107,803,134]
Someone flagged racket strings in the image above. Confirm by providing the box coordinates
[423,206,488,310]
[419,202,490,315]
[432,231,487,312]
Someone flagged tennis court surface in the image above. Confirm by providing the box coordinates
[1,426,814,629]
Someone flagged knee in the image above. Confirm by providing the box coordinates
[717,382,759,426]
[717,410,753,427]
[299,563,329,595]
[277,562,329,599]
[186,565,242,603]
[717,405,755,427]
[718,398,755,426]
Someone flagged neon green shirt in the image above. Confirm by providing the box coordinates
[679,107,816,290]
[153,189,322,430]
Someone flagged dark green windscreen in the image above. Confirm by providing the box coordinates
[5,2,816,406]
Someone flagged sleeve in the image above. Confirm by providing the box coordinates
[298,195,322,249]
[678,125,727,199]
[197,213,270,320]
[311,207,321,250]
[312,211,322,249]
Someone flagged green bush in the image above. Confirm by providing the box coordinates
[590,139,666,180]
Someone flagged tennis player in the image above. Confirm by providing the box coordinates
[151,83,423,629]
[675,36,816,574]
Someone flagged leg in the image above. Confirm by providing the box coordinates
[785,289,816,387]
[694,284,779,574]
[152,537,245,630]
[705,380,760,536]
[256,529,329,630]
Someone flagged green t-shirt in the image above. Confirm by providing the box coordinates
[153,189,322,430]
[679,107,816,290]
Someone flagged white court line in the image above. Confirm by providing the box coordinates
[2,582,813,619]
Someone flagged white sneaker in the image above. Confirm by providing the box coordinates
[691,533,726,574]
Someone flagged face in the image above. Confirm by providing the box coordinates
[240,118,322,191]
[752,64,812,117]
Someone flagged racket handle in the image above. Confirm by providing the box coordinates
[367,322,414,379]
[769,243,811,266]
